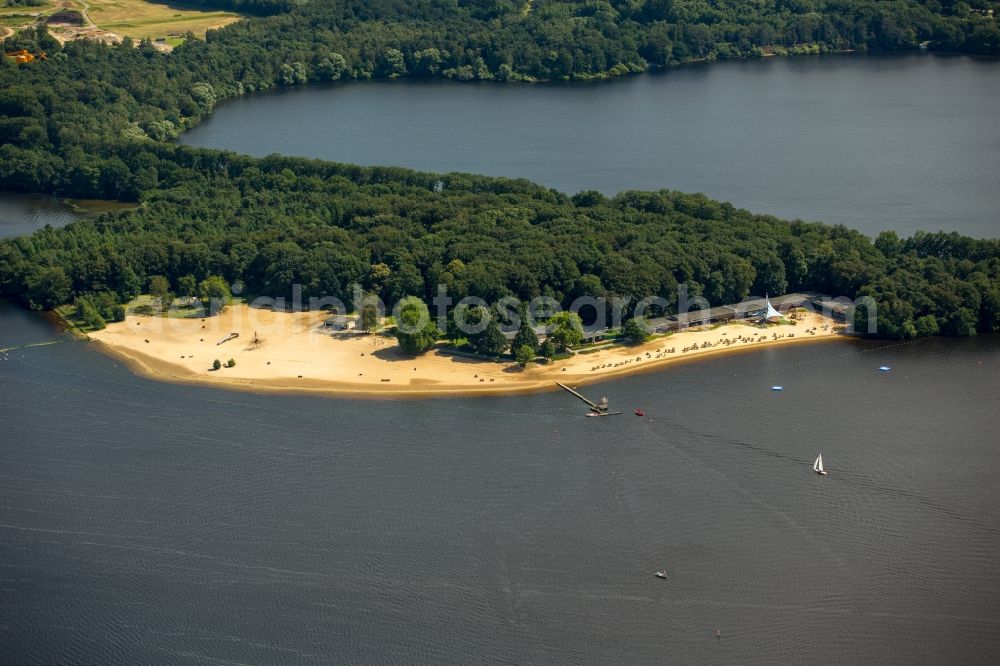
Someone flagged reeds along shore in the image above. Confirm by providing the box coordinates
[88,304,844,397]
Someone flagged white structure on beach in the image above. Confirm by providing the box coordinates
[763,295,782,322]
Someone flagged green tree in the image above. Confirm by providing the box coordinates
[874,230,902,257]
[360,300,380,333]
[380,48,407,78]
[279,61,307,85]
[394,296,439,355]
[540,339,557,360]
[189,82,216,113]
[515,344,535,367]
[413,48,443,76]
[25,266,71,310]
[511,319,538,354]
[914,315,939,337]
[212,359,222,370]
[148,275,172,312]
[640,0,674,22]
[622,317,650,343]
[454,305,508,355]
[74,296,106,330]
[199,276,231,305]
[316,53,347,81]
[941,307,977,337]
[474,317,509,356]
[548,311,584,350]
[226,358,236,367]
[89,292,124,323]
[369,262,392,293]
[447,302,489,341]
[177,274,197,299]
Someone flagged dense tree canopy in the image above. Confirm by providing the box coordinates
[0,1,998,341]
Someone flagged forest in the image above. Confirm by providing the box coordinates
[0,0,999,340]
[152,0,298,16]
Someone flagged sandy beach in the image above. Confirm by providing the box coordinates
[87,304,844,397]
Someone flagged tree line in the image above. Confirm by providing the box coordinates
[1,144,997,340]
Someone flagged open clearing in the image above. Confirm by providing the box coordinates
[2,0,240,48]
[85,0,239,41]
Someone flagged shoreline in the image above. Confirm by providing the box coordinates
[87,305,846,399]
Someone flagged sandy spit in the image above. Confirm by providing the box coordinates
[88,304,844,398]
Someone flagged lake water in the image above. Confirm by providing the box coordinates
[5,52,1000,662]
[181,53,1000,239]
[0,193,79,238]
[2,302,999,663]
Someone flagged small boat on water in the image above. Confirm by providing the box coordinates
[635,409,645,417]
[654,570,668,579]
[879,366,891,372]
[771,385,783,391]
[813,454,827,476]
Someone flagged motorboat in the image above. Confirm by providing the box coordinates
[635,409,645,417]
[654,570,668,579]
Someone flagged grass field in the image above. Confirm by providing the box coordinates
[0,14,42,29]
[85,0,239,40]
[1,0,240,45]
[0,2,57,18]
[0,1,55,33]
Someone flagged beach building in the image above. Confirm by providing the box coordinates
[730,293,814,321]
[502,322,548,342]
[637,292,824,333]
[495,292,834,342]
[323,315,356,331]
[743,295,785,323]
[581,325,608,343]
[808,297,851,322]
[647,306,738,332]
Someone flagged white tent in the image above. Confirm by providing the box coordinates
[764,295,782,321]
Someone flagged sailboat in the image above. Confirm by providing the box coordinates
[813,454,827,476]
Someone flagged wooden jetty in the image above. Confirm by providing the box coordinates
[556,382,620,416]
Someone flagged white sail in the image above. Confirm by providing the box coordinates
[814,454,824,473]
[765,294,782,320]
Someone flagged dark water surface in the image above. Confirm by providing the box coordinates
[2,304,999,663]
[0,193,79,238]
[181,53,1000,239]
